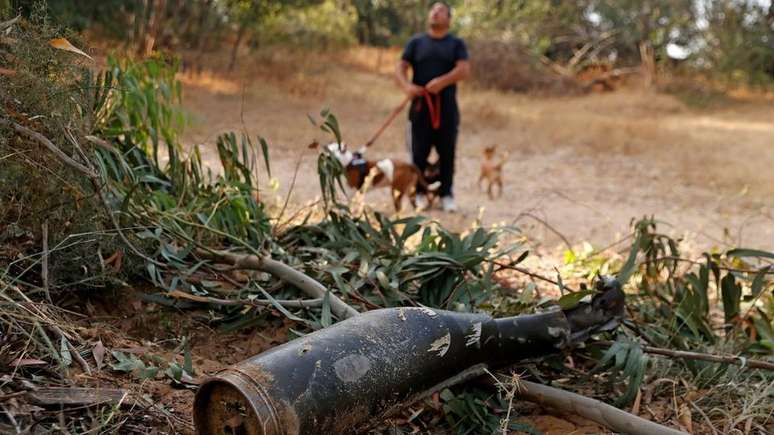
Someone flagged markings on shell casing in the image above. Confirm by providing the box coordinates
[465,322,482,347]
[547,326,567,338]
[416,306,438,318]
[334,354,371,383]
[428,332,451,357]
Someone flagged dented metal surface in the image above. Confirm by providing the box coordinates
[194,278,626,434]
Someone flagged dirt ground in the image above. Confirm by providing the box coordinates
[180,48,774,256]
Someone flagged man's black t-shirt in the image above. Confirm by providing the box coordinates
[402,33,468,126]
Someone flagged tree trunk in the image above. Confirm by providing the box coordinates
[639,41,656,88]
[228,21,247,72]
[139,0,166,57]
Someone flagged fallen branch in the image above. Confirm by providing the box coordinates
[49,324,92,375]
[41,220,50,303]
[166,289,323,309]
[513,212,575,256]
[27,387,127,407]
[596,340,774,371]
[0,117,96,177]
[491,260,577,292]
[519,380,686,435]
[0,15,20,32]
[197,248,359,319]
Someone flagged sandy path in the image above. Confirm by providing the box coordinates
[180,61,774,252]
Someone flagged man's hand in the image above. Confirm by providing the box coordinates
[404,83,424,98]
[425,77,447,94]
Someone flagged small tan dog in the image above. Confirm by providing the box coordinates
[326,143,436,211]
[478,145,507,199]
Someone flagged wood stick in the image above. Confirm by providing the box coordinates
[0,118,96,177]
[48,324,92,375]
[165,289,323,309]
[596,340,774,371]
[198,249,359,319]
[41,220,51,303]
[519,380,686,435]
[491,260,577,291]
[0,15,20,32]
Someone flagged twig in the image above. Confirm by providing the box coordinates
[0,15,20,32]
[41,220,51,303]
[165,289,323,309]
[0,391,26,401]
[273,151,305,234]
[197,249,359,319]
[688,399,719,435]
[377,363,490,425]
[84,135,120,153]
[519,380,686,435]
[66,340,92,375]
[514,212,575,256]
[485,369,523,434]
[642,256,774,275]
[595,340,774,371]
[48,324,92,375]
[490,260,578,292]
[0,118,96,177]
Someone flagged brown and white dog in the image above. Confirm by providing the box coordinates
[479,144,507,199]
[326,143,437,212]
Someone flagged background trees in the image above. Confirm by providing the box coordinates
[10,0,773,86]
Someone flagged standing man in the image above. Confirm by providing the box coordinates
[396,1,470,212]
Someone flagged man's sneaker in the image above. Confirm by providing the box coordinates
[441,196,457,213]
[415,194,429,211]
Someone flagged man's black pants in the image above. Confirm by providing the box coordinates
[409,116,458,198]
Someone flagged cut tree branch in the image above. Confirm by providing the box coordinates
[0,118,96,177]
[380,363,686,435]
[197,249,359,319]
[166,289,323,309]
[519,380,686,435]
[596,340,774,371]
[0,15,20,32]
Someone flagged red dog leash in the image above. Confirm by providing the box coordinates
[364,90,441,148]
[418,89,442,130]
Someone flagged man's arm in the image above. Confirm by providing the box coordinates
[425,60,470,95]
[395,60,424,98]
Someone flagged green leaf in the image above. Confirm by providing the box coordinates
[60,337,72,368]
[255,285,309,325]
[166,362,183,382]
[751,266,771,297]
[183,337,194,375]
[376,270,391,289]
[617,232,642,284]
[110,351,148,375]
[514,250,529,265]
[727,248,774,260]
[258,136,271,178]
[321,290,332,328]
[721,273,742,323]
[556,290,597,310]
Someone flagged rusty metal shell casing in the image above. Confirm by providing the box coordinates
[194,306,577,435]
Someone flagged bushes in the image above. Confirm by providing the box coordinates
[468,39,582,94]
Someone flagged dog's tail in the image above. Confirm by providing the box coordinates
[412,165,441,192]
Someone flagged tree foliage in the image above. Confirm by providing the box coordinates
[13,0,773,85]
